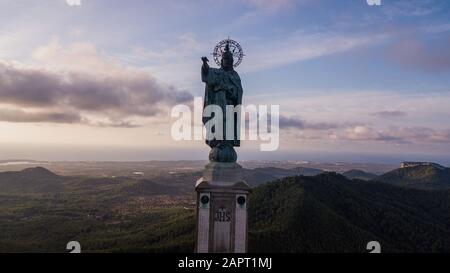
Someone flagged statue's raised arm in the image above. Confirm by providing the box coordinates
[201,56,209,77]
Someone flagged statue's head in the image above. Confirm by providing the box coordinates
[221,42,234,71]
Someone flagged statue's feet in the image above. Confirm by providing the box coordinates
[209,143,237,163]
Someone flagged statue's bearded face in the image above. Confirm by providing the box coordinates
[221,55,233,70]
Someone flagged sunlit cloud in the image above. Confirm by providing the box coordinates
[372,111,407,118]
[339,125,450,144]
[270,89,450,147]
[0,39,192,127]
[66,0,82,7]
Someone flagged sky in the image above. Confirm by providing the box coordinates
[0,0,450,163]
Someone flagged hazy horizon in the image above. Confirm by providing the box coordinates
[1,145,449,166]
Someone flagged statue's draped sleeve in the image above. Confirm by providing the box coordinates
[229,71,243,146]
[202,67,220,84]
[202,68,219,128]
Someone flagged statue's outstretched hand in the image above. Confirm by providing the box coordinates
[201,57,209,77]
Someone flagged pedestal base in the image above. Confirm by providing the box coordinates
[195,162,250,253]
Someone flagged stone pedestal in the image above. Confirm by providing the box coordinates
[195,162,251,253]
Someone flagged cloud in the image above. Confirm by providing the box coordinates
[386,34,450,72]
[341,126,400,142]
[281,122,450,146]
[279,115,339,130]
[372,111,407,118]
[244,32,387,72]
[0,40,193,127]
[230,0,312,30]
[114,33,206,90]
[242,0,300,11]
[339,125,450,144]
[0,108,81,123]
[274,90,450,145]
[90,120,140,128]
[420,23,450,34]
[381,0,440,18]
[271,88,450,146]
[121,30,382,85]
[0,61,191,117]
[66,0,82,7]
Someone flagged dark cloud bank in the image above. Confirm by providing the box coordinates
[0,62,192,127]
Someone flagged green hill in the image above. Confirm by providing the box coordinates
[0,167,63,193]
[374,165,450,190]
[343,169,377,181]
[243,166,323,187]
[248,173,450,252]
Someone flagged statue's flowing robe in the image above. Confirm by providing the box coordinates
[202,67,243,148]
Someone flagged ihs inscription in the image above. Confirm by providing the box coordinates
[214,207,231,222]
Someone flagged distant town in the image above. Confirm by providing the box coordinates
[400,162,445,170]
